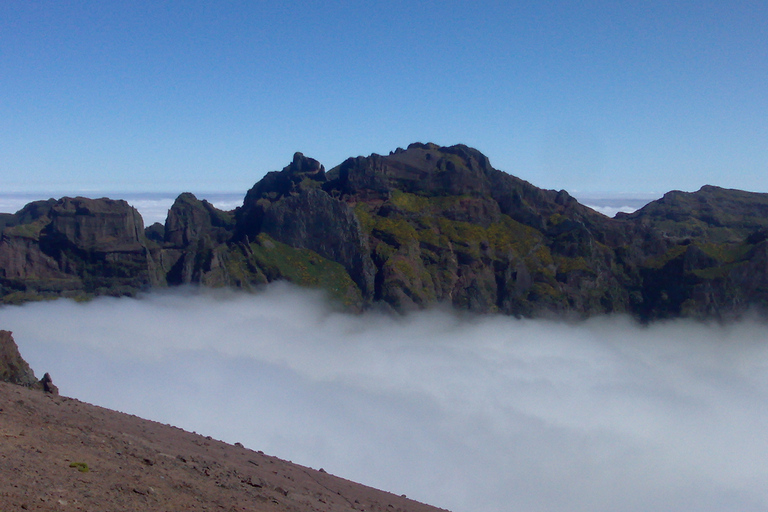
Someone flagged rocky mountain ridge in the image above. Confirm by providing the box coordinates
[3,142,768,321]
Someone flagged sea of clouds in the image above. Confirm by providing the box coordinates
[2,284,768,512]
[577,195,658,218]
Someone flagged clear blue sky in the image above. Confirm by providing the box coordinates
[2,1,766,197]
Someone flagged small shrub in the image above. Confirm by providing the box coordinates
[69,461,89,473]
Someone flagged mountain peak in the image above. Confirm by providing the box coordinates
[3,143,768,321]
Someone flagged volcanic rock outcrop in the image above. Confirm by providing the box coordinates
[0,197,159,303]
[3,143,768,320]
[0,329,57,394]
[0,330,38,387]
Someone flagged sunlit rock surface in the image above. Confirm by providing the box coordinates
[3,143,768,320]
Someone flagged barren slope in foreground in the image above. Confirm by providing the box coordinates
[0,382,448,512]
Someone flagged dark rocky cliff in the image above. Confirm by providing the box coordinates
[0,330,57,393]
[3,144,768,321]
[236,153,375,299]
[0,197,160,303]
[0,330,39,388]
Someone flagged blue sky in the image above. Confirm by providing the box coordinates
[1,1,766,197]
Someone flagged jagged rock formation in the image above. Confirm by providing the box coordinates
[40,371,59,394]
[0,197,160,303]
[237,153,375,300]
[0,330,56,394]
[159,192,235,285]
[3,143,768,321]
[0,330,39,387]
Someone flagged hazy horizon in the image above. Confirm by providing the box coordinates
[2,284,768,512]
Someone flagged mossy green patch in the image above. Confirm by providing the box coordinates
[246,234,362,307]
[692,260,748,280]
[353,203,376,234]
[69,462,89,473]
[487,216,542,255]
[299,177,323,190]
[3,217,49,240]
[528,282,563,302]
[548,213,566,226]
[390,256,420,284]
[373,240,396,262]
[697,242,751,263]
[531,244,554,268]
[554,255,592,274]
[416,227,441,247]
[390,190,430,213]
[372,216,418,248]
[209,207,234,227]
[643,245,688,269]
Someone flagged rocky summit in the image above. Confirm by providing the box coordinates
[3,143,768,321]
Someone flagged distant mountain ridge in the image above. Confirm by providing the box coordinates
[2,142,768,321]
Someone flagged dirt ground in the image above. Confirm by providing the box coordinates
[0,381,449,512]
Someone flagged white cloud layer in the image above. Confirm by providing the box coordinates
[583,203,639,217]
[2,284,768,512]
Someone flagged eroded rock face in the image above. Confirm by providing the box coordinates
[0,330,40,389]
[235,153,375,301]
[157,193,237,286]
[46,197,146,252]
[164,193,234,248]
[0,197,159,302]
[4,144,768,320]
[0,231,66,281]
[260,189,375,299]
[317,143,634,316]
[237,152,327,238]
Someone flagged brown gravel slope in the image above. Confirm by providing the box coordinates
[0,382,449,512]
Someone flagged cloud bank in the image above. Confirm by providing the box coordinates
[2,284,768,512]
